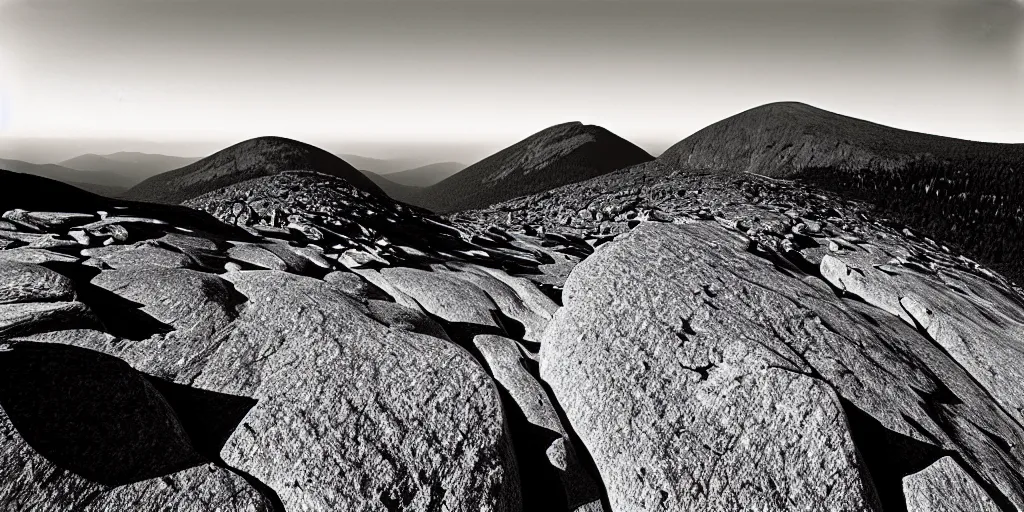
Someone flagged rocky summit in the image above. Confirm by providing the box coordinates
[2,141,1024,512]
[653,102,1024,298]
[123,137,383,205]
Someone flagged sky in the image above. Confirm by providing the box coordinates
[0,0,1022,164]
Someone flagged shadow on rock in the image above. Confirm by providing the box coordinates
[41,262,176,340]
[0,342,256,487]
[143,376,257,459]
[840,398,950,512]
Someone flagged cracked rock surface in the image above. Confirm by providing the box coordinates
[4,158,1024,512]
[0,169,559,511]
[540,221,1024,511]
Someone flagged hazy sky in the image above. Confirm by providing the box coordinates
[0,0,1022,163]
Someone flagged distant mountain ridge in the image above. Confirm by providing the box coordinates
[399,122,654,213]
[335,154,426,175]
[658,101,1024,176]
[123,136,383,204]
[60,152,200,181]
[383,162,466,187]
[0,158,130,196]
[357,161,467,200]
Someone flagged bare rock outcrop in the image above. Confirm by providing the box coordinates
[541,221,1024,511]
[0,341,271,511]
[475,334,605,512]
[195,271,522,511]
[0,169,546,511]
[0,262,77,304]
[903,457,1001,512]
[8,153,1024,512]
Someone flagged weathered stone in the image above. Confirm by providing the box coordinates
[820,255,912,323]
[475,334,604,511]
[541,222,1024,510]
[87,464,275,512]
[903,456,1000,512]
[1,210,41,231]
[11,148,1024,512]
[85,267,241,384]
[353,268,421,309]
[0,342,269,511]
[477,335,561,432]
[90,266,237,337]
[289,244,332,269]
[379,267,502,331]
[21,211,95,229]
[93,244,193,270]
[445,265,553,343]
[323,270,388,301]
[80,216,167,231]
[470,266,559,320]
[150,234,226,271]
[0,248,80,264]
[81,244,138,258]
[824,251,1024,429]
[106,224,130,242]
[81,257,109,270]
[340,248,387,268]
[0,262,76,304]
[226,244,287,271]
[178,271,521,510]
[0,302,99,339]
[366,299,451,341]
[14,328,119,349]
[154,233,220,253]
[27,234,80,250]
[0,230,60,245]
[258,241,315,274]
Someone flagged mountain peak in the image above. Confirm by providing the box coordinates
[757,101,819,111]
[657,101,1023,177]
[123,136,382,204]
[396,122,654,213]
[542,121,585,130]
[531,121,608,139]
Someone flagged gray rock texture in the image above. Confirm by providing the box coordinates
[0,262,76,304]
[379,267,502,330]
[541,222,1024,511]
[193,271,522,511]
[447,266,553,343]
[475,334,605,511]
[92,243,193,270]
[6,157,1024,512]
[323,270,390,301]
[0,341,271,511]
[903,456,1000,512]
[226,243,288,271]
[365,299,452,341]
[0,248,80,264]
[822,252,1024,428]
[0,302,99,338]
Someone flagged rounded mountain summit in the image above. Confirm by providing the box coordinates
[658,101,1024,177]
[123,136,383,204]
[395,122,655,213]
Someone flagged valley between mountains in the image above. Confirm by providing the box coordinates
[2,102,1024,511]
